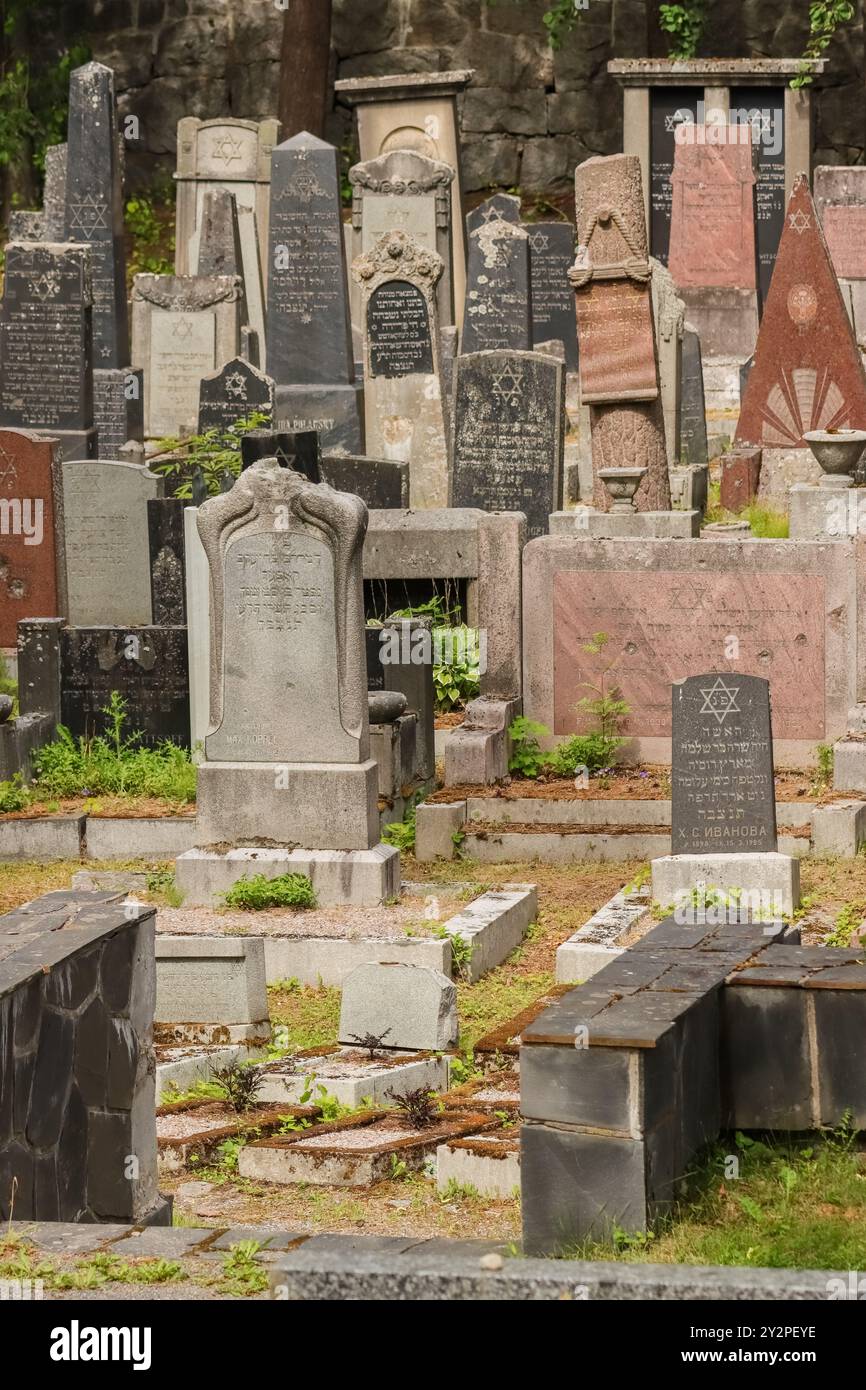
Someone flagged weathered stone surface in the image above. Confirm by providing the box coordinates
[450,349,564,539]
[466,193,521,237]
[63,62,129,370]
[60,626,190,749]
[93,367,144,458]
[651,259,684,466]
[526,221,578,372]
[131,273,243,438]
[155,936,268,1026]
[148,496,187,626]
[353,230,449,507]
[462,219,531,354]
[669,130,758,291]
[320,454,409,508]
[736,176,866,449]
[680,328,709,467]
[338,961,458,1050]
[0,429,66,645]
[240,428,321,481]
[814,165,866,281]
[198,458,369,765]
[671,673,777,855]
[62,458,162,626]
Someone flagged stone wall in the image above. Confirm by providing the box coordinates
[0,891,162,1223]
[81,0,864,194]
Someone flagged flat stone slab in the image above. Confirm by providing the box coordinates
[338,961,458,1050]
[438,884,537,982]
[556,885,651,983]
[155,1042,269,1099]
[175,845,400,908]
[651,852,800,917]
[255,1047,449,1107]
[155,934,268,1027]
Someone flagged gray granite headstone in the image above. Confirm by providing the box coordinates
[671,673,777,855]
[462,219,532,354]
[450,349,564,539]
[320,454,409,508]
[526,221,578,372]
[680,326,708,467]
[195,187,259,365]
[198,356,274,435]
[266,132,362,454]
[0,242,96,459]
[63,62,129,370]
[62,458,162,625]
[93,368,144,457]
[466,193,521,237]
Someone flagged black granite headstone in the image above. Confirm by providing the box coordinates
[148,497,188,626]
[198,356,275,435]
[462,222,532,355]
[526,221,578,372]
[94,368,144,457]
[365,626,385,690]
[266,132,362,453]
[466,193,521,237]
[671,673,777,855]
[649,87,702,265]
[240,428,321,483]
[367,281,433,378]
[450,350,564,540]
[60,626,190,748]
[320,454,409,508]
[0,243,95,457]
[732,86,784,307]
[680,327,708,467]
[63,62,129,369]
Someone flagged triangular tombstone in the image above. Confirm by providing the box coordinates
[735,174,866,448]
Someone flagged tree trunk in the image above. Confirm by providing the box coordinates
[278,0,333,139]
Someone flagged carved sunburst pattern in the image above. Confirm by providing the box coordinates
[760,368,849,445]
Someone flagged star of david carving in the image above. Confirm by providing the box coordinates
[491,363,524,406]
[480,204,506,225]
[28,272,60,301]
[529,232,550,253]
[289,169,325,203]
[0,446,18,492]
[698,675,741,726]
[69,194,109,234]
[211,134,243,166]
[225,371,248,399]
[665,109,692,133]
[789,209,811,235]
[172,319,194,341]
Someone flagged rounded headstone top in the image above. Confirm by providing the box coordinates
[0,693,13,724]
[368,690,408,724]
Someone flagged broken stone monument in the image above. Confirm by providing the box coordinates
[462,217,532,354]
[352,229,449,508]
[570,154,671,512]
[174,458,399,906]
[195,186,263,367]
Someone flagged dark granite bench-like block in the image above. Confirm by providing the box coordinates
[0,891,165,1226]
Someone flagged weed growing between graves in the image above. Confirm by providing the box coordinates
[28,693,195,803]
[0,773,30,812]
[385,595,481,711]
[150,411,272,498]
[508,633,629,779]
[383,801,417,852]
[0,1233,186,1291]
[571,1124,866,1269]
[704,482,790,537]
[221,872,317,910]
[267,981,341,1049]
[210,1059,266,1113]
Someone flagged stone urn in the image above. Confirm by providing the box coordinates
[598,466,646,513]
[804,429,866,487]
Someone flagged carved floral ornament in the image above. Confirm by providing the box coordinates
[567,204,651,291]
[349,151,454,231]
[131,273,244,309]
[351,229,443,293]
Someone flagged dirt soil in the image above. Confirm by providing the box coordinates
[431,768,828,803]
[0,796,195,821]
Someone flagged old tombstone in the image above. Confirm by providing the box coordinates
[63,62,143,460]
[267,132,363,454]
[42,142,68,239]
[462,218,532,355]
[175,458,399,906]
[339,961,458,1051]
[195,186,264,366]
[198,356,274,436]
[240,427,321,482]
[62,458,162,626]
[680,326,709,466]
[131,273,243,438]
[60,627,190,749]
[320,454,409,509]
[175,115,278,328]
[148,496,188,625]
[352,229,449,508]
[814,165,866,342]
[0,428,66,645]
[526,221,578,371]
[671,673,777,855]
[651,258,685,466]
[571,154,671,512]
[466,193,521,237]
[735,174,866,451]
[0,242,96,460]
[667,127,760,357]
[350,148,456,326]
[450,350,565,539]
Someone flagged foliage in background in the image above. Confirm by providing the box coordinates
[508,633,629,779]
[792,1,856,87]
[658,0,708,59]
[383,800,417,853]
[0,649,16,706]
[221,872,317,911]
[704,483,789,537]
[150,412,271,498]
[126,194,174,277]
[386,595,481,712]
[30,692,195,803]
[0,772,30,812]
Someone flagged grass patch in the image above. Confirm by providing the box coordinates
[222,872,316,911]
[268,980,341,1050]
[571,1127,866,1269]
[704,482,789,538]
